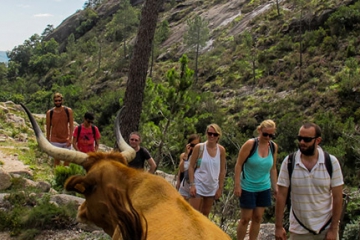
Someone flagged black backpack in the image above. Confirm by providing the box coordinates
[49,107,69,126]
[242,138,275,179]
[286,151,333,235]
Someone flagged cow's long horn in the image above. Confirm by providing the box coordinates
[115,108,135,162]
[20,103,88,164]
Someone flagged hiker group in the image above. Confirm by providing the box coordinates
[46,92,158,172]
[46,92,344,240]
[46,93,101,167]
[176,120,344,240]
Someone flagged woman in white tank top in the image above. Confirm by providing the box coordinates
[187,123,227,217]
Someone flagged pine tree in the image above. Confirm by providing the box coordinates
[141,55,199,167]
[119,0,166,141]
[184,16,209,83]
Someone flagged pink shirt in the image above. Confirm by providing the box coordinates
[73,125,101,153]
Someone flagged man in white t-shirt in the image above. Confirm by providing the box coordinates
[275,123,343,240]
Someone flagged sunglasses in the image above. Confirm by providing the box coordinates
[297,136,317,143]
[54,100,62,102]
[207,132,219,137]
[130,138,139,142]
[189,143,197,147]
[262,132,275,138]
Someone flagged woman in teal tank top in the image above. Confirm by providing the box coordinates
[234,119,278,240]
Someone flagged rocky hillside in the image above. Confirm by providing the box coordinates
[0,101,180,238]
[3,0,360,185]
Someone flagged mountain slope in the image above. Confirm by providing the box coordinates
[2,0,360,181]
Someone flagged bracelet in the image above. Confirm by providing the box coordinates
[190,183,195,186]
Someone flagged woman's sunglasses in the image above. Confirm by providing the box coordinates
[189,143,197,147]
[207,132,219,137]
[262,132,275,138]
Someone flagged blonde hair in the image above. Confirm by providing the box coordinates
[257,119,276,131]
[206,123,222,139]
[53,92,63,100]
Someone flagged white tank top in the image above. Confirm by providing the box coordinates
[194,142,221,196]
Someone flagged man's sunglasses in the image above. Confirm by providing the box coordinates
[297,136,317,143]
[207,132,219,137]
[54,100,62,102]
[262,132,275,138]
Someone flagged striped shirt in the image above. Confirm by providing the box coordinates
[277,147,344,234]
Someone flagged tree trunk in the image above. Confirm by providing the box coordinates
[149,41,154,78]
[195,28,200,83]
[276,0,280,16]
[120,0,166,143]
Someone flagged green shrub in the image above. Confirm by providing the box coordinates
[0,193,78,237]
[343,218,360,240]
[54,164,85,191]
[24,195,77,230]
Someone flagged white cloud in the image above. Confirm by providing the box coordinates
[33,13,53,18]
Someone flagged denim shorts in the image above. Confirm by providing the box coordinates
[239,189,271,209]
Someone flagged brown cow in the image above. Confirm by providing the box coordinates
[21,103,231,240]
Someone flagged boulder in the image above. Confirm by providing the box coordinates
[0,169,12,190]
[50,194,85,207]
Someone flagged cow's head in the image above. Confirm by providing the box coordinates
[65,152,147,239]
[20,104,147,240]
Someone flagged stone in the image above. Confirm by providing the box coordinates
[37,181,52,192]
[50,194,85,207]
[0,169,12,190]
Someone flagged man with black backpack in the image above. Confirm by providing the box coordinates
[46,92,74,167]
[72,112,101,153]
[275,123,344,240]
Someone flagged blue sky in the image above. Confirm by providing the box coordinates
[0,0,86,51]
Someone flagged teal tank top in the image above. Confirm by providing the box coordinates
[241,146,273,192]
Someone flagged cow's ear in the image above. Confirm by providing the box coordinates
[65,175,88,193]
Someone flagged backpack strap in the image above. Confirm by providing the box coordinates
[242,138,275,179]
[64,107,69,121]
[286,152,295,211]
[269,140,275,156]
[287,150,333,234]
[77,125,82,140]
[242,138,258,179]
[77,125,97,141]
[50,108,54,126]
[292,209,332,235]
[92,125,97,145]
[50,106,70,126]
[247,138,258,161]
[324,152,332,178]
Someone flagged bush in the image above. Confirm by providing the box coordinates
[343,218,360,240]
[24,195,77,229]
[54,164,85,191]
[0,193,78,237]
